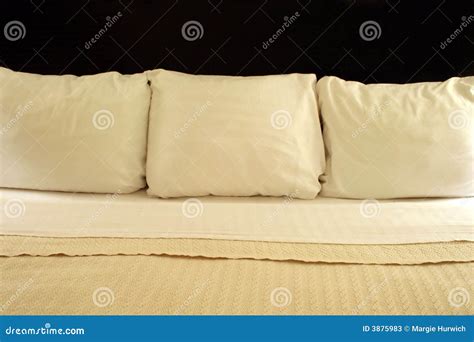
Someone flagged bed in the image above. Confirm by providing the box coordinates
[1,188,473,315]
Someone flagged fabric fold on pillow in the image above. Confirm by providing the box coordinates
[145,69,325,199]
[0,67,150,193]
[317,75,474,199]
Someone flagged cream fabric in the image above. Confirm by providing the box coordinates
[145,69,325,199]
[2,256,471,315]
[0,237,472,315]
[1,188,473,244]
[0,67,150,193]
[317,76,474,199]
[2,235,473,264]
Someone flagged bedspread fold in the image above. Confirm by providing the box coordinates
[1,235,473,265]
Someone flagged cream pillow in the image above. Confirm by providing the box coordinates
[317,76,474,199]
[146,69,325,199]
[0,67,150,193]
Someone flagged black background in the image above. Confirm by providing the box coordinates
[1,0,473,83]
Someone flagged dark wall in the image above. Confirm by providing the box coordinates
[1,0,473,83]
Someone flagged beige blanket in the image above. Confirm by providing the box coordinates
[0,236,473,315]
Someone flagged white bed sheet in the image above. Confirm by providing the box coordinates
[1,188,473,244]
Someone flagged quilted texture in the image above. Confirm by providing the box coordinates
[0,255,471,315]
[0,236,472,315]
[0,236,473,265]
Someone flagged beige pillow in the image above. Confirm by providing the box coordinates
[317,76,474,199]
[0,67,150,193]
[146,69,325,199]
